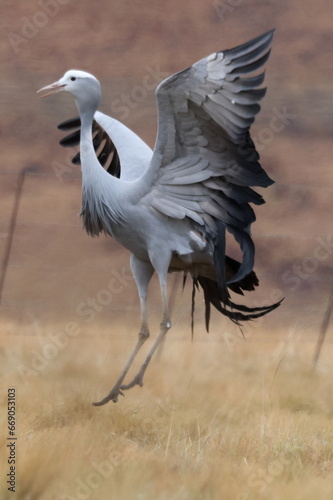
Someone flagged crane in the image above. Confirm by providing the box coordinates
[38,30,282,405]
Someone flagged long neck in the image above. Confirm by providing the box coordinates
[77,101,98,169]
[76,96,112,182]
[76,101,124,237]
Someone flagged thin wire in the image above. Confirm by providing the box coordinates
[313,281,333,369]
[0,168,26,306]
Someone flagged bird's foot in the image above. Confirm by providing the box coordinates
[92,385,125,406]
[120,372,144,391]
[92,371,145,406]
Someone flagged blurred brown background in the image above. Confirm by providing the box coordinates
[1,0,332,338]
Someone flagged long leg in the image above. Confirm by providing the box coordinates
[93,254,154,406]
[120,264,171,392]
[156,272,180,359]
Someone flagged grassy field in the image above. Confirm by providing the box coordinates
[1,320,333,500]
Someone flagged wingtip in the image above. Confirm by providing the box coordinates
[248,28,276,50]
[256,29,275,44]
[264,28,275,37]
[57,117,81,131]
[221,29,276,65]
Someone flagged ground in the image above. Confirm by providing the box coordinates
[1,323,333,499]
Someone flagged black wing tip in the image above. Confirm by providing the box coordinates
[57,116,122,176]
[223,29,275,60]
[245,29,276,48]
[59,130,80,147]
[57,117,81,130]
[72,152,81,165]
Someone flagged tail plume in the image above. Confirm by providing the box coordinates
[191,274,283,332]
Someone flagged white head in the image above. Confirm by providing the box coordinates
[38,70,101,115]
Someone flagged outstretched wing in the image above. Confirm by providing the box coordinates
[139,30,275,284]
[57,111,153,181]
[58,117,122,177]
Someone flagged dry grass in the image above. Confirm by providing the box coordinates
[1,321,333,500]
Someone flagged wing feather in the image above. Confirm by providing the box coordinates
[57,113,153,181]
[136,30,275,281]
[222,73,265,92]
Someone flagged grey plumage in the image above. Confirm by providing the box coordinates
[38,30,282,405]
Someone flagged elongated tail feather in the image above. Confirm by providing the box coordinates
[192,276,282,330]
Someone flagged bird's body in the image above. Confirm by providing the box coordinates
[38,30,282,405]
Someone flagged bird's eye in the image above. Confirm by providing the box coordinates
[70,76,76,81]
